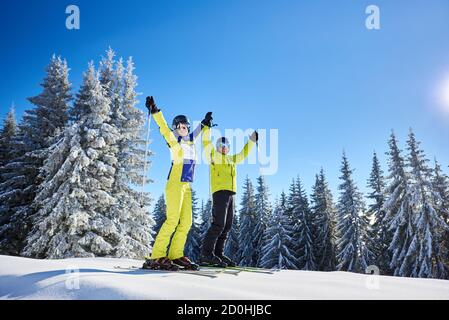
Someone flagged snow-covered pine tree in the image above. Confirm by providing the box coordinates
[185,190,202,261]
[236,177,257,266]
[69,48,119,124]
[99,48,126,130]
[114,57,151,195]
[285,179,299,263]
[107,55,154,258]
[254,175,272,267]
[292,176,316,271]
[383,131,415,277]
[336,152,373,273]
[224,211,240,262]
[432,160,449,216]
[199,198,213,245]
[285,178,300,228]
[0,118,35,255]
[260,192,298,269]
[22,62,133,258]
[366,151,390,274]
[432,159,449,278]
[311,169,337,271]
[0,56,72,255]
[152,194,167,237]
[286,178,297,219]
[404,129,449,278]
[0,107,18,251]
[0,107,17,178]
[99,48,117,97]
[27,55,72,147]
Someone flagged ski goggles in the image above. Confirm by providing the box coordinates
[216,137,230,149]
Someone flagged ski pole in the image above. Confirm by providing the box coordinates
[208,121,218,201]
[141,111,152,205]
[255,130,262,176]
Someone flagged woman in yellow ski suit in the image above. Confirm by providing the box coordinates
[144,96,211,271]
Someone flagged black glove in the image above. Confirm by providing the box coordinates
[250,131,259,142]
[145,96,160,114]
[201,112,213,127]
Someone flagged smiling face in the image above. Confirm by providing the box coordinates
[217,145,229,155]
[216,138,230,155]
[176,123,189,137]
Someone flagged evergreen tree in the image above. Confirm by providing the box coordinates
[27,55,72,146]
[311,169,337,271]
[99,48,117,97]
[260,192,298,269]
[185,190,201,261]
[237,177,257,266]
[0,119,34,255]
[224,212,240,261]
[383,131,414,277]
[199,199,213,243]
[286,178,297,219]
[292,177,316,270]
[152,194,166,236]
[432,160,449,215]
[107,54,154,258]
[99,48,125,130]
[432,159,449,278]
[0,56,72,255]
[114,57,151,195]
[253,175,272,267]
[366,151,390,274]
[336,152,373,273]
[0,107,18,250]
[404,129,448,278]
[0,107,17,177]
[22,62,152,258]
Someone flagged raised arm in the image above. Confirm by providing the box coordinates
[202,125,215,164]
[232,131,258,164]
[190,122,203,142]
[146,96,178,148]
[152,111,178,148]
[192,111,214,142]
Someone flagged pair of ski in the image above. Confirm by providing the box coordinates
[114,265,278,279]
[114,265,235,278]
[201,265,278,275]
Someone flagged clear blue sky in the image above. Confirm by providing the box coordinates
[1,0,449,209]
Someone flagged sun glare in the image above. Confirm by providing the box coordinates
[440,77,449,113]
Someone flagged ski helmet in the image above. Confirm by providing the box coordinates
[216,137,230,149]
[172,115,190,131]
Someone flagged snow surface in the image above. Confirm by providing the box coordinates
[1,255,448,300]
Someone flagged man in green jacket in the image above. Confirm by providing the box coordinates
[200,117,258,267]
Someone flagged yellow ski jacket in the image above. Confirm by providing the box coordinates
[153,111,205,183]
[202,126,255,194]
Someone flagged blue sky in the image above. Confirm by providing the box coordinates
[1,0,449,209]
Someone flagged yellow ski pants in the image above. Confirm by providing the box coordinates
[150,181,192,260]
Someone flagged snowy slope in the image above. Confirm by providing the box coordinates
[1,255,448,300]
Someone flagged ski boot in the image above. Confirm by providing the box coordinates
[216,254,237,267]
[199,253,228,268]
[171,256,200,271]
[142,257,179,271]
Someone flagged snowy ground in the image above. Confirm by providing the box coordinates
[1,255,448,300]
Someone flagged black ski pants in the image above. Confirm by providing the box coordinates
[201,190,235,256]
